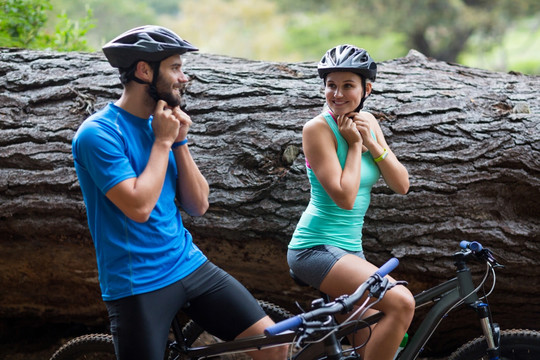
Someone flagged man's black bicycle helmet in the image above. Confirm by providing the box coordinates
[318,44,377,82]
[102,26,198,101]
[102,25,198,69]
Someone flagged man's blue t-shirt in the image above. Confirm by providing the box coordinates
[72,103,207,301]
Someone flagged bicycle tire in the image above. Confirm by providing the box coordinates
[49,333,116,360]
[177,300,294,360]
[448,329,540,360]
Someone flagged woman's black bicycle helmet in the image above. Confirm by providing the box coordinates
[317,44,377,82]
[102,25,198,69]
[318,44,377,111]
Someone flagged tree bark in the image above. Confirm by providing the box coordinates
[0,47,538,356]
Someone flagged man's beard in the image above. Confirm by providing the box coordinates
[152,75,182,107]
[156,88,181,108]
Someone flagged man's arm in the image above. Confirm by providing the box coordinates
[172,144,209,216]
[105,101,181,222]
[171,107,209,216]
[105,141,172,222]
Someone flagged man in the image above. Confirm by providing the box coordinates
[72,25,286,360]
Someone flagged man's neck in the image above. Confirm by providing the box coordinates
[115,87,155,119]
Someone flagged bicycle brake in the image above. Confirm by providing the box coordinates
[294,322,329,346]
[368,277,388,298]
[481,248,504,268]
[369,279,407,299]
[392,280,409,288]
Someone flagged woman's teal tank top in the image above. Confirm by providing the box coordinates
[289,112,381,252]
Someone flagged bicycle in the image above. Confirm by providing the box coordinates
[49,240,540,359]
[265,241,540,359]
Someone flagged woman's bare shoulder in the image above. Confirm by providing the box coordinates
[360,110,378,122]
[360,110,382,129]
[304,114,328,131]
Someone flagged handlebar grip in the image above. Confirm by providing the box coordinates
[264,315,303,336]
[375,257,399,278]
[460,240,483,252]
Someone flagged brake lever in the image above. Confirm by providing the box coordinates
[369,278,408,299]
[369,276,390,298]
[480,248,504,268]
[294,320,334,346]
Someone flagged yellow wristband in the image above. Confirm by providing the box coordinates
[373,148,389,163]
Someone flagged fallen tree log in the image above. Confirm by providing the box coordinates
[0,47,538,356]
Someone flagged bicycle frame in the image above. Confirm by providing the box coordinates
[286,280,464,360]
[399,250,499,360]
[171,250,499,360]
[170,319,297,359]
[401,277,461,358]
[291,250,499,360]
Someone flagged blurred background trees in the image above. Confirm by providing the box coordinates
[1,0,539,74]
[0,0,94,51]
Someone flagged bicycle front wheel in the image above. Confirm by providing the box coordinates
[179,300,293,360]
[49,333,115,360]
[448,329,540,360]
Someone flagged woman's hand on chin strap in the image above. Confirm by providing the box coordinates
[337,114,362,146]
[349,112,376,149]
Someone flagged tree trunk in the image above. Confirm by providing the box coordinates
[0,47,538,356]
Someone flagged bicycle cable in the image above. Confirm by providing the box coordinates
[298,295,372,346]
[410,261,495,355]
[343,296,372,325]
[341,318,372,356]
[449,262,493,312]
[481,263,496,299]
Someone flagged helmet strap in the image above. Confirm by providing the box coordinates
[131,76,148,85]
[121,61,161,103]
[355,77,367,112]
[146,61,161,102]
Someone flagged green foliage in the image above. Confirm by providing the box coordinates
[146,0,181,15]
[0,0,94,51]
[283,11,407,62]
[342,0,540,65]
[283,12,357,61]
[162,0,407,63]
[163,0,289,61]
[1,0,539,74]
[0,0,51,48]
[459,16,540,74]
[49,0,156,47]
[49,7,94,51]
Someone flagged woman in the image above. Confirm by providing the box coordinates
[287,44,415,360]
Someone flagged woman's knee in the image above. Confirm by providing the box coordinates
[387,287,415,322]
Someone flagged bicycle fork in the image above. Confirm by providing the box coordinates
[473,302,501,360]
[456,252,501,360]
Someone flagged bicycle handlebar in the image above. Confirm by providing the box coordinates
[460,240,483,252]
[460,240,501,267]
[264,314,304,336]
[375,257,399,277]
[264,257,399,336]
